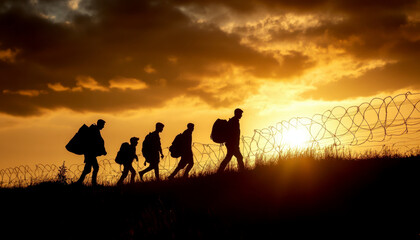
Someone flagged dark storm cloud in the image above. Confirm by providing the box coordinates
[0,85,180,116]
[294,0,419,100]
[176,0,417,15]
[299,3,420,100]
[0,0,314,116]
[2,0,418,115]
[197,0,420,100]
[174,0,329,13]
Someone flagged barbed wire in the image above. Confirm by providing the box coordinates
[1,92,420,187]
[242,92,420,156]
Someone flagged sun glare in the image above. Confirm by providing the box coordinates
[277,127,312,149]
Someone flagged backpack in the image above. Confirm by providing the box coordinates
[115,142,130,164]
[65,124,91,155]
[141,133,153,160]
[169,133,184,158]
[210,119,229,143]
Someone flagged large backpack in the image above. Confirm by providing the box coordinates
[115,142,130,164]
[210,119,229,143]
[65,124,91,155]
[169,133,185,158]
[141,133,153,160]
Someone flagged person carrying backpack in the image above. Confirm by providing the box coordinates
[74,119,107,186]
[168,123,195,180]
[217,109,245,173]
[116,137,139,186]
[139,122,164,181]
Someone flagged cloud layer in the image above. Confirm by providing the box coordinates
[0,0,419,115]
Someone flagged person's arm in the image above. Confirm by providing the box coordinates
[159,140,164,159]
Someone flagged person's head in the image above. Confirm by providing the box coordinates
[234,108,243,119]
[130,137,139,146]
[155,122,164,132]
[187,123,194,131]
[97,119,106,130]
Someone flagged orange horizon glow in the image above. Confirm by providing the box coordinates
[0,0,420,169]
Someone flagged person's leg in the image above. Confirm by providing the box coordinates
[154,162,160,181]
[129,164,136,183]
[139,165,153,181]
[168,164,182,179]
[218,147,233,173]
[183,154,194,178]
[140,153,160,181]
[76,155,92,184]
[139,155,153,181]
[91,158,99,185]
[117,165,129,185]
[233,147,244,171]
[169,158,187,179]
[183,162,194,178]
[76,165,90,184]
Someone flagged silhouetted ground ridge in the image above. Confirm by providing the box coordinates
[1,156,420,239]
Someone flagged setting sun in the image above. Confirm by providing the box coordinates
[277,127,312,149]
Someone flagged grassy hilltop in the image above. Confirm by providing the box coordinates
[2,154,420,240]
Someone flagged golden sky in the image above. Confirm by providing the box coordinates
[0,0,420,169]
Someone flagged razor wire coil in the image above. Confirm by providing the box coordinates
[1,92,420,187]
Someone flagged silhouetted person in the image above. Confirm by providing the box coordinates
[168,123,195,179]
[76,119,107,185]
[217,109,245,173]
[139,122,164,181]
[117,137,139,186]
